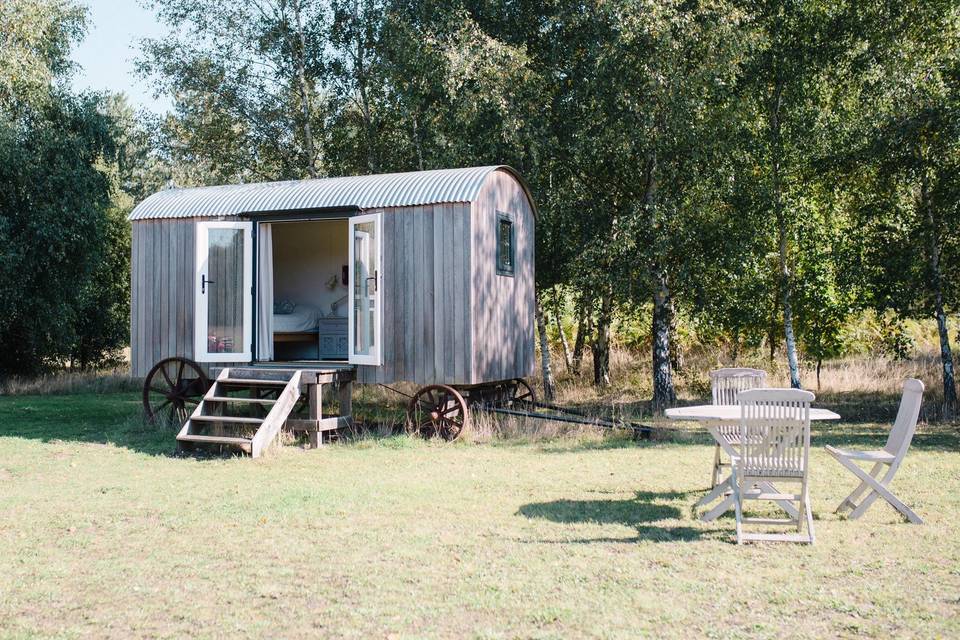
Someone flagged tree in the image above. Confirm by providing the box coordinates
[835,0,959,417]
[0,0,128,375]
[138,0,330,181]
[733,0,872,388]
[526,0,753,410]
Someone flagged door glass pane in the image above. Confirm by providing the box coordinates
[206,228,245,354]
[352,221,377,357]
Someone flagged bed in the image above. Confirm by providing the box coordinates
[272,303,348,360]
[273,304,322,341]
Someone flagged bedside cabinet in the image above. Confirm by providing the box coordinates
[318,317,348,359]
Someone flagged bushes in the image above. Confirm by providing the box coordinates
[0,93,127,376]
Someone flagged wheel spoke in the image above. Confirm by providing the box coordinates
[175,359,185,386]
[160,366,174,390]
[438,404,462,416]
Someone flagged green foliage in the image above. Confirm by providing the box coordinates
[0,92,117,375]
[0,1,135,376]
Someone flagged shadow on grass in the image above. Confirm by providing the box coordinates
[0,392,176,457]
[517,489,724,543]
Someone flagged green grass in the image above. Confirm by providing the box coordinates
[1,392,958,639]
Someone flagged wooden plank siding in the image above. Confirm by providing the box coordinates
[470,169,536,384]
[355,203,473,385]
[130,219,198,377]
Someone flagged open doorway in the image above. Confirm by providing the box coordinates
[257,219,349,362]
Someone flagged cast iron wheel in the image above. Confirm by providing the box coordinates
[406,384,470,441]
[509,378,538,408]
[142,357,210,427]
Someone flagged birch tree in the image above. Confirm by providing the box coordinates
[138,0,329,181]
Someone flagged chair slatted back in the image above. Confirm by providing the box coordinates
[710,368,767,406]
[884,379,925,462]
[738,388,815,478]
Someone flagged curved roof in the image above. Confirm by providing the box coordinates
[128,165,534,221]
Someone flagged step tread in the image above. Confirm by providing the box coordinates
[191,415,264,425]
[207,396,278,404]
[218,378,289,386]
[177,434,252,445]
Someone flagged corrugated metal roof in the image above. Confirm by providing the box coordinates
[129,165,528,221]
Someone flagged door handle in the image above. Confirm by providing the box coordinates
[365,270,378,292]
[202,274,215,294]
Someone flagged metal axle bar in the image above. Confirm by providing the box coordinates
[483,404,653,439]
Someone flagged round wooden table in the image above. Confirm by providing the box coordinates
[665,404,841,521]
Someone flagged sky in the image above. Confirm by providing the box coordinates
[70,0,173,114]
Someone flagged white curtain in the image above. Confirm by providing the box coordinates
[256,223,274,361]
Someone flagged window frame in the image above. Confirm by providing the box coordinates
[495,211,515,277]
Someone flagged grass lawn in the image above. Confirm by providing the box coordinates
[1,392,958,638]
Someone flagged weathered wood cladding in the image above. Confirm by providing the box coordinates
[355,203,473,385]
[470,169,536,383]
[130,219,197,377]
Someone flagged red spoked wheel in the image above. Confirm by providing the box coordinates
[406,384,470,441]
[142,357,210,427]
[509,378,538,408]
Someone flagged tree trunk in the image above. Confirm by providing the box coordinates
[412,112,424,171]
[592,285,612,387]
[651,267,676,414]
[355,38,377,173]
[644,147,676,412]
[768,312,777,363]
[292,1,318,178]
[535,296,556,401]
[551,287,572,372]
[770,79,801,388]
[571,297,588,376]
[668,296,683,373]
[921,165,958,419]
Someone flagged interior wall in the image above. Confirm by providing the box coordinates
[271,220,349,317]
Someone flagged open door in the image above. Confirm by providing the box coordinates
[348,212,382,365]
[194,221,253,362]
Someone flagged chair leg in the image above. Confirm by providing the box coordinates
[802,483,815,544]
[836,461,884,514]
[836,455,923,524]
[732,476,743,545]
[711,444,722,489]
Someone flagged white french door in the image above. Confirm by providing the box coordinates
[348,212,382,365]
[194,221,253,362]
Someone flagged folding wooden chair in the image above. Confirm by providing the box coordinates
[733,388,815,544]
[826,378,924,524]
[708,368,767,489]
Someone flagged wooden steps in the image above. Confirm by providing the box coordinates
[177,368,301,458]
